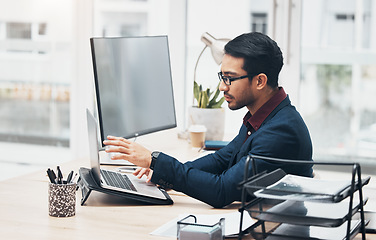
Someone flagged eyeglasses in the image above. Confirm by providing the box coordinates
[218,72,249,86]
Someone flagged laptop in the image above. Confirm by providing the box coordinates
[86,109,173,205]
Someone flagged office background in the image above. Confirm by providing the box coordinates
[0,0,376,180]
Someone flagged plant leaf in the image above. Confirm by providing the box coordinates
[210,96,225,108]
[206,88,212,99]
[197,91,202,108]
[210,87,220,102]
[207,83,222,108]
[193,81,200,102]
[201,91,209,108]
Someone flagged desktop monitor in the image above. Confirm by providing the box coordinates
[90,36,177,147]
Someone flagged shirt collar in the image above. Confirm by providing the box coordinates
[243,87,287,132]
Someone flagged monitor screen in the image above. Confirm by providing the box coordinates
[90,36,176,147]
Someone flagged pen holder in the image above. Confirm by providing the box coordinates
[177,215,225,240]
[48,182,76,217]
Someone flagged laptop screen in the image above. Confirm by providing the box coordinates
[90,36,177,147]
[86,109,102,184]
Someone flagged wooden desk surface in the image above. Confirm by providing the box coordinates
[0,129,375,239]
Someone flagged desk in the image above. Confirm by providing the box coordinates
[0,129,375,239]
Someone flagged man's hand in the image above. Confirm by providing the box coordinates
[133,167,153,183]
[103,136,152,169]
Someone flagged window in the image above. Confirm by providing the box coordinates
[299,0,376,164]
[0,1,73,146]
[99,12,147,37]
[38,23,47,36]
[6,22,32,39]
[251,13,268,34]
[336,13,355,20]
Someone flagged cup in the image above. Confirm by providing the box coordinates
[189,125,207,148]
[48,182,76,217]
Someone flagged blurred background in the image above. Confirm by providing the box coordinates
[0,0,375,180]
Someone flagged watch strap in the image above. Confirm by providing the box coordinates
[150,151,160,170]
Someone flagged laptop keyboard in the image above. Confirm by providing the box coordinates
[101,169,137,191]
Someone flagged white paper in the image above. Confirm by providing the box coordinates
[253,174,352,201]
[150,211,255,238]
[266,175,350,195]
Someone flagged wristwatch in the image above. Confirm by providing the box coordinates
[150,151,160,170]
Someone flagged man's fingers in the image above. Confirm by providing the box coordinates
[104,136,131,147]
[133,167,142,176]
[146,171,153,183]
[104,140,124,146]
[109,153,128,160]
[105,145,125,153]
[136,168,149,179]
[106,135,123,140]
[107,136,131,143]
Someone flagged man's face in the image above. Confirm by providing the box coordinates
[219,54,256,111]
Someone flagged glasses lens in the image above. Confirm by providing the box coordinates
[218,72,230,85]
[223,76,230,85]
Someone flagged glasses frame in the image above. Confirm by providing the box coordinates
[218,72,249,86]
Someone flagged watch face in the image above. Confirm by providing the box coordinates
[152,151,160,159]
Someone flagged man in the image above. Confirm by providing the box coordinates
[104,32,313,208]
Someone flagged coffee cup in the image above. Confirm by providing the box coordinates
[189,125,207,148]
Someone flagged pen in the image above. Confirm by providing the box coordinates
[50,169,57,181]
[70,173,78,183]
[47,169,56,184]
[117,167,137,173]
[57,166,63,184]
[66,171,74,183]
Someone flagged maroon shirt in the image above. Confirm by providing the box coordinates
[243,87,287,139]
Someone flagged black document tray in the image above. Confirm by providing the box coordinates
[260,218,363,240]
[77,167,173,206]
[238,156,370,240]
[242,168,287,196]
[251,175,370,203]
[248,198,368,228]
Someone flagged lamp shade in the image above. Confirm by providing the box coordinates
[200,32,231,65]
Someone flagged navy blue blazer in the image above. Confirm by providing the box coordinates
[151,96,313,208]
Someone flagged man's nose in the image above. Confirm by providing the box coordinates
[219,80,228,92]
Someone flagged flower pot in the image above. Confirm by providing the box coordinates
[188,106,225,141]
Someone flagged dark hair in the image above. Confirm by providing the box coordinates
[224,32,283,88]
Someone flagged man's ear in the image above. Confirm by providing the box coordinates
[256,73,268,89]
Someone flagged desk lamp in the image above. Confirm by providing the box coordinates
[193,32,231,85]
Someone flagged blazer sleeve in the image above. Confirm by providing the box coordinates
[150,152,248,208]
[184,127,247,174]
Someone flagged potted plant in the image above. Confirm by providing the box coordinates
[189,81,226,140]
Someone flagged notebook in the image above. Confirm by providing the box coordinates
[86,109,173,204]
